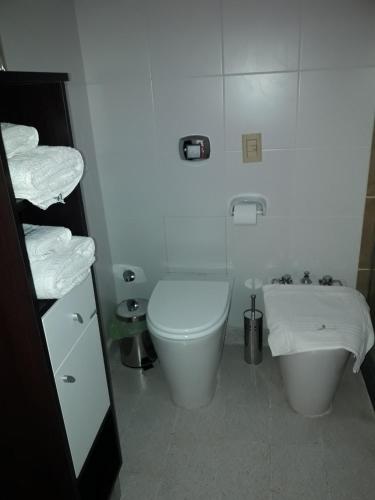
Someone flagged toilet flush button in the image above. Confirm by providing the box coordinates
[186,144,201,159]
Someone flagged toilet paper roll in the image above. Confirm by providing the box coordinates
[233,203,257,225]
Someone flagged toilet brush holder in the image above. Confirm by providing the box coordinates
[244,295,263,365]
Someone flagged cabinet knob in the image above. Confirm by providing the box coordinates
[72,312,83,324]
[61,375,76,383]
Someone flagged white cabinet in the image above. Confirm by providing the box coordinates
[42,275,96,372]
[54,316,110,475]
[42,275,110,476]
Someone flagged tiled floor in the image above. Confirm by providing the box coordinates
[110,345,375,500]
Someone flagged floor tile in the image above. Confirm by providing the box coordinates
[216,440,271,500]
[270,397,324,446]
[119,469,159,500]
[123,394,177,476]
[271,443,329,500]
[172,389,227,446]
[111,344,375,500]
[155,440,222,500]
[325,443,375,500]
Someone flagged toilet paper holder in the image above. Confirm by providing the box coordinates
[229,195,267,217]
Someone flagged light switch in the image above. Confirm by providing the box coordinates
[242,133,262,163]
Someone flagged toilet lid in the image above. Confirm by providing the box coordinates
[147,280,230,339]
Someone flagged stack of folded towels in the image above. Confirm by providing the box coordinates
[1,122,84,209]
[23,224,95,299]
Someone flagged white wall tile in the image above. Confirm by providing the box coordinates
[292,148,370,217]
[152,75,226,214]
[165,217,227,272]
[300,0,375,70]
[226,216,291,325]
[226,216,291,276]
[86,79,155,155]
[224,150,296,217]
[225,73,298,151]
[146,0,222,77]
[157,152,226,216]
[223,0,300,74]
[0,0,85,82]
[70,0,375,329]
[87,80,164,220]
[153,76,224,158]
[289,217,363,286]
[75,0,150,83]
[111,216,167,302]
[67,84,117,329]
[297,68,375,149]
[94,151,164,218]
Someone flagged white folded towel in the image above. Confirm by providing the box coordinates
[23,224,72,261]
[1,122,39,158]
[8,146,84,209]
[30,236,95,299]
[263,284,374,372]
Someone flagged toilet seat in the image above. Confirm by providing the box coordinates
[147,280,230,341]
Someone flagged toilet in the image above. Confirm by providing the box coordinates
[263,283,374,417]
[147,277,231,409]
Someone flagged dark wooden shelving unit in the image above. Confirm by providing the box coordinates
[0,71,121,500]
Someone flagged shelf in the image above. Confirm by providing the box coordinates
[38,299,56,316]
[16,198,29,211]
[0,71,68,84]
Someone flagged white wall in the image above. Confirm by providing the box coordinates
[75,0,375,328]
[0,0,117,333]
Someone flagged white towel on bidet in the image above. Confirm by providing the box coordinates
[263,284,374,372]
[7,146,84,209]
[23,224,72,260]
[30,236,95,299]
[0,122,39,158]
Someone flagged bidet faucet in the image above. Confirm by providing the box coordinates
[273,274,293,284]
[281,274,293,284]
[319,275,333,286]
[301,271,312,284]
[271,274,293,284]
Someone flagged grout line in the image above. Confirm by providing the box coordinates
[162,216,169,272]
[219,0,227,155]
[153,407,180,500]
[320,428,332,500]
[295,0,302,150]
[186,64,375,79]
[85,66,375,85]
[224,215,229,274]
[219,0,225,78]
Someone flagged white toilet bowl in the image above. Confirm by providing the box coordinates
[279,348,350,417]
[147,278,231,409]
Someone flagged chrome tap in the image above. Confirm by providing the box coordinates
[301,271,312,284]
[319,275,333,286]
[275,274,293,284]
[281,274,293,284]
[271,274,293,284]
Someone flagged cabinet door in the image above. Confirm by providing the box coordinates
[42,275,96,372]
[54,315,110,476]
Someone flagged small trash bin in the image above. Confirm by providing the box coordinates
[244,294,263,365]
[114,298,157,368]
